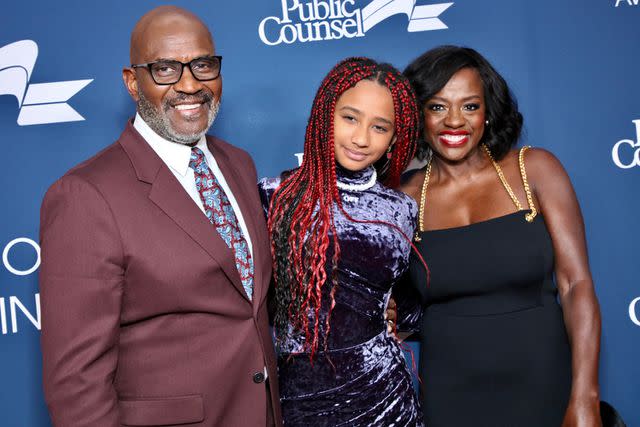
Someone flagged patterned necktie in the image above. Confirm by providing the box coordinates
[189,147,253,300]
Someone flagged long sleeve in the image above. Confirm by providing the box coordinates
[393,192,423,333]
[257,176,281,323]
[257,176,281,221]
[39,174,125,427]
[393,270,423,333]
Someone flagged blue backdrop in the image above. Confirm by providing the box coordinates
[1,1,638,426]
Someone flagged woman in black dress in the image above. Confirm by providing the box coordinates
[400,46,602,426]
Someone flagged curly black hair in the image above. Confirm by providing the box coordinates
[404,45,523,160]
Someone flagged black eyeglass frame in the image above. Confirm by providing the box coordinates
[131,55,223,85]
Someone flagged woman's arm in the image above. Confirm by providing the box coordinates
[526,148,602,427]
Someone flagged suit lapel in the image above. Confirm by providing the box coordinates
[210,138,270,312]
[118,121,250,303]
[148,166,250,302]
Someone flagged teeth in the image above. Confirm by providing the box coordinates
[174,104,201,110]
[441,134,467,142]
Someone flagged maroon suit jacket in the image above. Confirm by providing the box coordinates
[39,122,281,427]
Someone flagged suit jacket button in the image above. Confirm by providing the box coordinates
[253,372,265,384]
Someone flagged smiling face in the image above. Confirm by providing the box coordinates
[423,67,486,162]
[123,8,222,144]
[333,79,397,171]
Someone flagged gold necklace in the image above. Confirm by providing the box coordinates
[413,144,536,242]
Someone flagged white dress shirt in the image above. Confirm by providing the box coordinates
[133,113,253,257]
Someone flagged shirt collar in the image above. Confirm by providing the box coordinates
[133,112,207,177]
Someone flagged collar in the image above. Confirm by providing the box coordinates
[133,112,207,177]
[336,164,376,185]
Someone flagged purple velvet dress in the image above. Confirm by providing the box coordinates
[259,166,424,427]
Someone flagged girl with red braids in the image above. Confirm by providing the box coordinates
[258,57,424,426]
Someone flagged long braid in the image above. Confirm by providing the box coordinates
[268,57,423,359]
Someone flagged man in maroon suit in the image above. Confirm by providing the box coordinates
[39,6,281,426]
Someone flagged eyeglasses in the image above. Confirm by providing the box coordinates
[131,55,222,85]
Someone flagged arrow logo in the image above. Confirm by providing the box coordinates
[0,40,93,126]
[362,0,453,33]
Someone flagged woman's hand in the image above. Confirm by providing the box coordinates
[384,297,397,334]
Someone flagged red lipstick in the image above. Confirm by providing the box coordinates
[439,130,469,147]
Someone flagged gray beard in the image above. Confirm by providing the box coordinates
[137,90,220,145]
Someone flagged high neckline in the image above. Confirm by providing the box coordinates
[336,164,376,186]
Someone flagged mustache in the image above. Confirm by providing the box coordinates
[164,90,214,107]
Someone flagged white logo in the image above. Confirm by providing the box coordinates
[0,40,93,126]
[2,237,41,276]
[259,0,453,46]
[612,119,640,169]
[1,237,41,335]
[630,297,640,326]
[615,0,639,7]
[1,294,41,335]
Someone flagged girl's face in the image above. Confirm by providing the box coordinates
[423,67,486,163]
[333,79,396,171]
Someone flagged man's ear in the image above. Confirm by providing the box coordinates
[122,67,140,102]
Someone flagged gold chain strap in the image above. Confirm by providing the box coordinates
[483,144,536,222]
[517,146,537,222]
[414,158,432,242]
[482,144,522,210]
[414,145,536,241]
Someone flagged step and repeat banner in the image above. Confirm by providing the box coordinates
[1,1,638,425]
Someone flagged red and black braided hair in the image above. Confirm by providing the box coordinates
[267,57,420,358]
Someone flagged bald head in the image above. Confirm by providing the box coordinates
[130,6,213,64]
[123,6,222,145]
